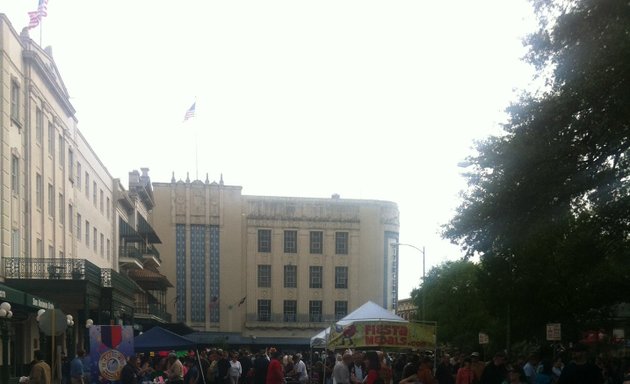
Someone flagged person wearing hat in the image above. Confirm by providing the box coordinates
[557,344,602,384]
[167,352,185,384]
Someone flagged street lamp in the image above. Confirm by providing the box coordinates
[0,302,14,384]
[392,242,426,321]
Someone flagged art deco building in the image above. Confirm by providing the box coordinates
[152,176,400,345]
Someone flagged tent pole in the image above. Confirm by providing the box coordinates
[197,349,206,383]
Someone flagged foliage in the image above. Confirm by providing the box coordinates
[411,260,499,350]
[444,0,630,345]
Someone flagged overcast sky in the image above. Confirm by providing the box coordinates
[2,0,537,300]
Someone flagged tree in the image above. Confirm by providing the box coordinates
[444,0,630,344]
[412,260,498,350]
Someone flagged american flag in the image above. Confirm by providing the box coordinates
[28,11,41,29]
[27,0,49,29]
[183,102,196,122]
[37,0,49,17]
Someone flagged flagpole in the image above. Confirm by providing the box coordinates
[195,129,199,181]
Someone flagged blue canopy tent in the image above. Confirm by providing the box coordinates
[134,326,197,353]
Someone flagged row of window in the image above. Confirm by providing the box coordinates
[257,265,348,289]
[256,300,348,322]
[258,230,349,254]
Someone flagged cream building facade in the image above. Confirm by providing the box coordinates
[152,176,400,345]
[0,14,171,380]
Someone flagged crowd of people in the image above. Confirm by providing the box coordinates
[23,343,630,384]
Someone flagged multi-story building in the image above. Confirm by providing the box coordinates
[0,14,170,381]
[395,297,417,321]
[152,176,399,346]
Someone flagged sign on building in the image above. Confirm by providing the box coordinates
[546,323,562,341]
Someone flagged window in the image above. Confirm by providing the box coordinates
[48,245,54,259]
[93,181,97,205]
[100,190,104,213]
[59,193,64,224]
[48,184,54,216]
[58,134,65,168]
[35,107,43,143]
[36,238,43,258]
[85,172,89,198]
[310,231,323,254]
[85,221,90,246]
[309,300,323,322]
[335,266,348,289]
[335,232,349,255]
[284,230,297,253]
[258,229,271,252]
[10,80,19,123]
[93,228,97,251]
[257,265,271,288]
[309,266,323,288]
[284,300,297,322]
[77,213,82,238]
[11,155,19,194]
[257,300,271,322]
[68,149,74,181]
[59,251,64,260]
[11,229,20,257]
[100,233,104,256]
[335,301,348,320]
[48,122,55,155]
[107,239,111,260]
[106,197,110,219]
[36,173,43,209]
[68,205,74,234]
[77,162,82,188]
[284,265,297,288]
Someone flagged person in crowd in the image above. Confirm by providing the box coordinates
[350,352,366,384]
[293,353,309,384]
[333,353,352,384]
[471,353,485,383]
[229,352,243,384]
[551,357,563,381]
[184,356,201,384]
[364,351,381,384]
[436,353,455,384]
[81,352,92,384]
[479,352,507,384]
[121,354,141,384]
[207,350,220,384]
[502,367,526,384]
[70,350,85,384]
[324,351,336,384]
[167,352,186,384]
[253,348,270,384]
[522,354,540,384]
[266,349,285,384]
[401,354,420,382]
[557,344,603,384]
[29,350,52,384]
[533,360,553,384]
[377,352,392,384]
[218,350,231,384]
[239,350,254,384]
[456,358,475,384]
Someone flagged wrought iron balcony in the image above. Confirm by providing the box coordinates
[2,257,100,282]
[134,302,172,322]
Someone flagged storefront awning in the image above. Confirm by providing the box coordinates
[0,283,56,309]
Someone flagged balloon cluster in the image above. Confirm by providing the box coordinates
[0,302,13,318]
[36,308,45,322]
[66,314,75,327]
[85,318,94,328]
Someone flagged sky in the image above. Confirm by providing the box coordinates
[2,0,538,300]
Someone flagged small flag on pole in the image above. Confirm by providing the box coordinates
[38,0,49,16]
[183,102,196,122]
[238,296,246,306]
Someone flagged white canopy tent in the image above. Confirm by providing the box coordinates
[310,300,407,348]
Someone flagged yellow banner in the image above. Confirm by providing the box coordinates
[328,322,435,349]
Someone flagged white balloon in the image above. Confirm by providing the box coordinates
[7,311,13,318]
[37,309,46,316]
[0,302,10,311]
[0,308,6,317]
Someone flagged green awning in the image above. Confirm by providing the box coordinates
[0,283,25,304]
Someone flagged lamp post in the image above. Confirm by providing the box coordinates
[66,315,75,358]
[0,302,14,384]
[392,242,426,321]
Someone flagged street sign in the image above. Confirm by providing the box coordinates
[546,323,561,341]
[478,332,489,344]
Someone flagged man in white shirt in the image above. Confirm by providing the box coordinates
[333,353,353,384]
[294,353,309,384]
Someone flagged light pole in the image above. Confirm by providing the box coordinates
[392,242,426,321]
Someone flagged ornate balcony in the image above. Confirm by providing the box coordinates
[2,257,100,282]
